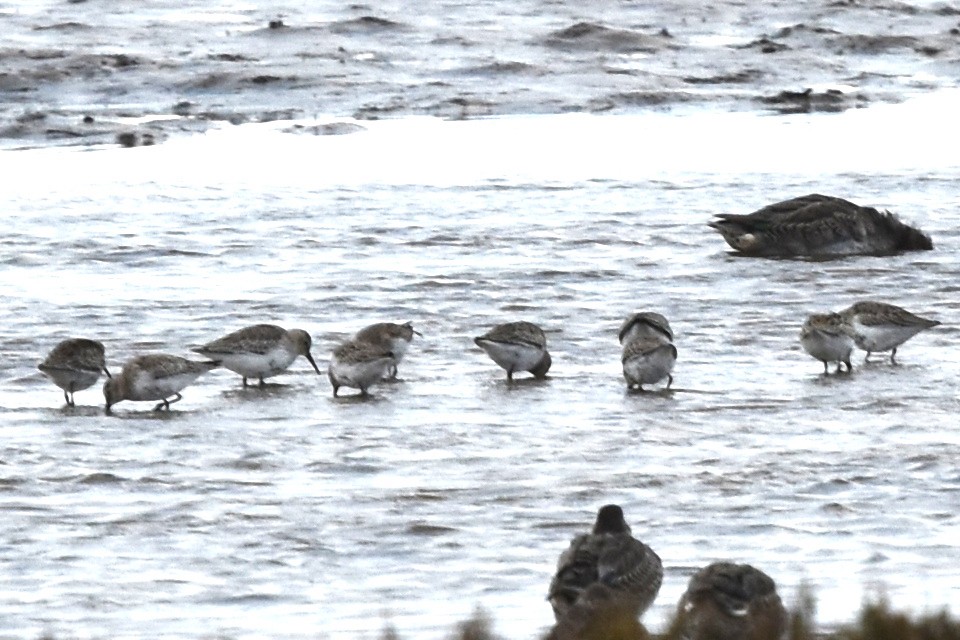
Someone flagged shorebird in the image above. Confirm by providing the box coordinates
[38,338,111,406]
[192,324,320,386]
[799,312,855,374]
[327,339,396,397]
[676,562,788,640]
[618,312,674,346]
[353,321,421,379]
[548,505,663,624]
[838,301,940,364]
[708,194,933,258]
[474,321,551,381]
[622,335,677,391]
[103,354,220,413]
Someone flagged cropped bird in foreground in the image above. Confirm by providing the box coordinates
[799,312,855,374]
[675,561,788,640]
[327,339,396,397]
[192,324,320,386]
[708,194,933,258]
[618,312,674,346]
[474,321,552,381]
[838,301,940,364]
[37,338,111,406]
[103,354,220,413]
[548,505,663,625]
[353,321,421,379]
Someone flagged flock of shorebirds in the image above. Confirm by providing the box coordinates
[31,193,943,639]
[37,194,940,412]
[34,298,939,412]
[545,504,787,640]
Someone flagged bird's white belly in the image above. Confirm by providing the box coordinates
[220,347,296,379]
[800,331,854,362]
[388,338,410,362]
[128,371,199,401]
[477,341,542,373]
[329,357,393,389]
[850,320,919,352]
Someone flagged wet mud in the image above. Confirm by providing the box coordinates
[2,0,960,148]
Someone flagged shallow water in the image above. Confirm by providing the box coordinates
[3,0,960,637]
[2,93,959,639]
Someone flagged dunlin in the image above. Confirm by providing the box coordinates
[38,338,111,406]
[103,354,220,413]
[676,562,788,640]
[622,334,676,391]
[192,324,320,386]
[548,504,663,623]
[709,193,932,258]
[353,321,421,379]
[474,321,551,381]
[618,312,673,346]
[327,339,396,397]
[839,301,940,364]
[799,312,855,374]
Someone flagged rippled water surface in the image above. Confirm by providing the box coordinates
[2,100,959,639]
[2,1,960,638]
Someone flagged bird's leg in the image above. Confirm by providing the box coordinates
[153,393,183,411]
[666,374,673,389]
[890,348,898,365]
[242,377,249,387]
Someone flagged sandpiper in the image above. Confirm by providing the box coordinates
[709,193,933,258]
[103,354,220,413]
[474,321,551,381]
[353,321,421,379]
[327,339,396,397]
[622,335,677,391]
[192,324,320,386]
[548,504,663,623]
[839,301,940,364]
[38,338,111,406]
[676,562,788,640]
[618,312,673,346]
[799,312,855,374]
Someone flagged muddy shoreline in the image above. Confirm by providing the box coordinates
[2,1,959,149]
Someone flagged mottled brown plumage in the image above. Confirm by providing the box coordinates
[619,312,673,345]
[103,354,219,413]
[799,312,855,374]
[354,321,421,379]
[838,301,940,363]
[38,338,111,406]
[474,321,551,380]
[676,562,787,640]
[549,505,662,624]
[709,194,932,258]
